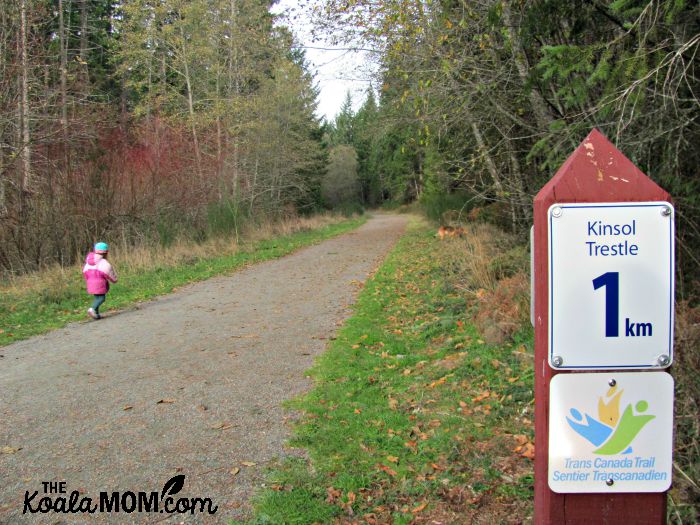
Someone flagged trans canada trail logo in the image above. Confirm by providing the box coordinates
[566,384,654,455]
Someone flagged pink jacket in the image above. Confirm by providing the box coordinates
[83,252,118,295]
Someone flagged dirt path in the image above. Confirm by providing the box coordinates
[0,213,409,524]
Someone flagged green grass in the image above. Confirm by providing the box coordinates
[0,217,366,347]
[235,218,534,524]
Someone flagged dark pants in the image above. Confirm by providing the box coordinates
[92,294,106,314]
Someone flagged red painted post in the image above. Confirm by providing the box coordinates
[533,129,669,523]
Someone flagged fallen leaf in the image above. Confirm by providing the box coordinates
[412,501,428,514]
[513,434,529,446]
[1,446,21,454]
[387,455,399,463]
[156,398,176,404]
[230,467,240,476]
[211,422,233,430]
[354,408,362,414]
[123,405,133,411]
[241,461,257,467]
[520,442,535,460]
[429,374,453,388]
[326,486,341,503]
[507,377,519,383]
[472,391,490,402]
[377,464,397,477]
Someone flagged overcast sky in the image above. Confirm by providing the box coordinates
[271,0,374,122]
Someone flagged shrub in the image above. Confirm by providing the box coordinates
[670,302,700,522]
[420,189,476,223]
[489,244,529,281]
[474,272,531,345]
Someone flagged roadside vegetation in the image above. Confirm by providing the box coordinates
[235,217,536,524]
[237,209,698,524]
[0,214,364,347]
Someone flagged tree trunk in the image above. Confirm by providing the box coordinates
[58,0,70,169]
[0,4,6,216]
[507,143,530,231]
[229,0,240,194]
[501,2,552,131]
[19,0,32,193]
[179,27,202,177]
[215,71,222,179]
[249,155,259,216]
[79,0,89,84]
[468,116,504,194]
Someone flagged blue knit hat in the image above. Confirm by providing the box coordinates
[94,242,109,254]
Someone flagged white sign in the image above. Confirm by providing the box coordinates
[548,372,674,493]
[548,202,674,369]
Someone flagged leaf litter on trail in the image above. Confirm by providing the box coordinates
[377,464,397,477]
[1,446,21,454]
[513,434,535,459]
[156,398,176,404]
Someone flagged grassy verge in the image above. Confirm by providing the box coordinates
[236,217,535,524]
[0,215,365,346]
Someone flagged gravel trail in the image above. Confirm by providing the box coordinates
[0,213,409,524]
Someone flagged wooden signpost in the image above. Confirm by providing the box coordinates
[533,129,674,523]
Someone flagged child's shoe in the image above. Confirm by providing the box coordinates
[87,308,98,319]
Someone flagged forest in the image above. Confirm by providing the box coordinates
[1,0,698,300]
[316,0,699,301]
[1,0,326,272]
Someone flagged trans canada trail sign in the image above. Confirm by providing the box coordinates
[548,372,674,493]
[548,201,675,370]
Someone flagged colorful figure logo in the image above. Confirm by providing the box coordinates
[566,385,655,455]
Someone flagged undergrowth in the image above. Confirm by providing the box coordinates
[235,217,535,524]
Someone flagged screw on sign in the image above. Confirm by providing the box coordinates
[533,129,674,524]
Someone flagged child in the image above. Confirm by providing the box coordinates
[82,242,118,319]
